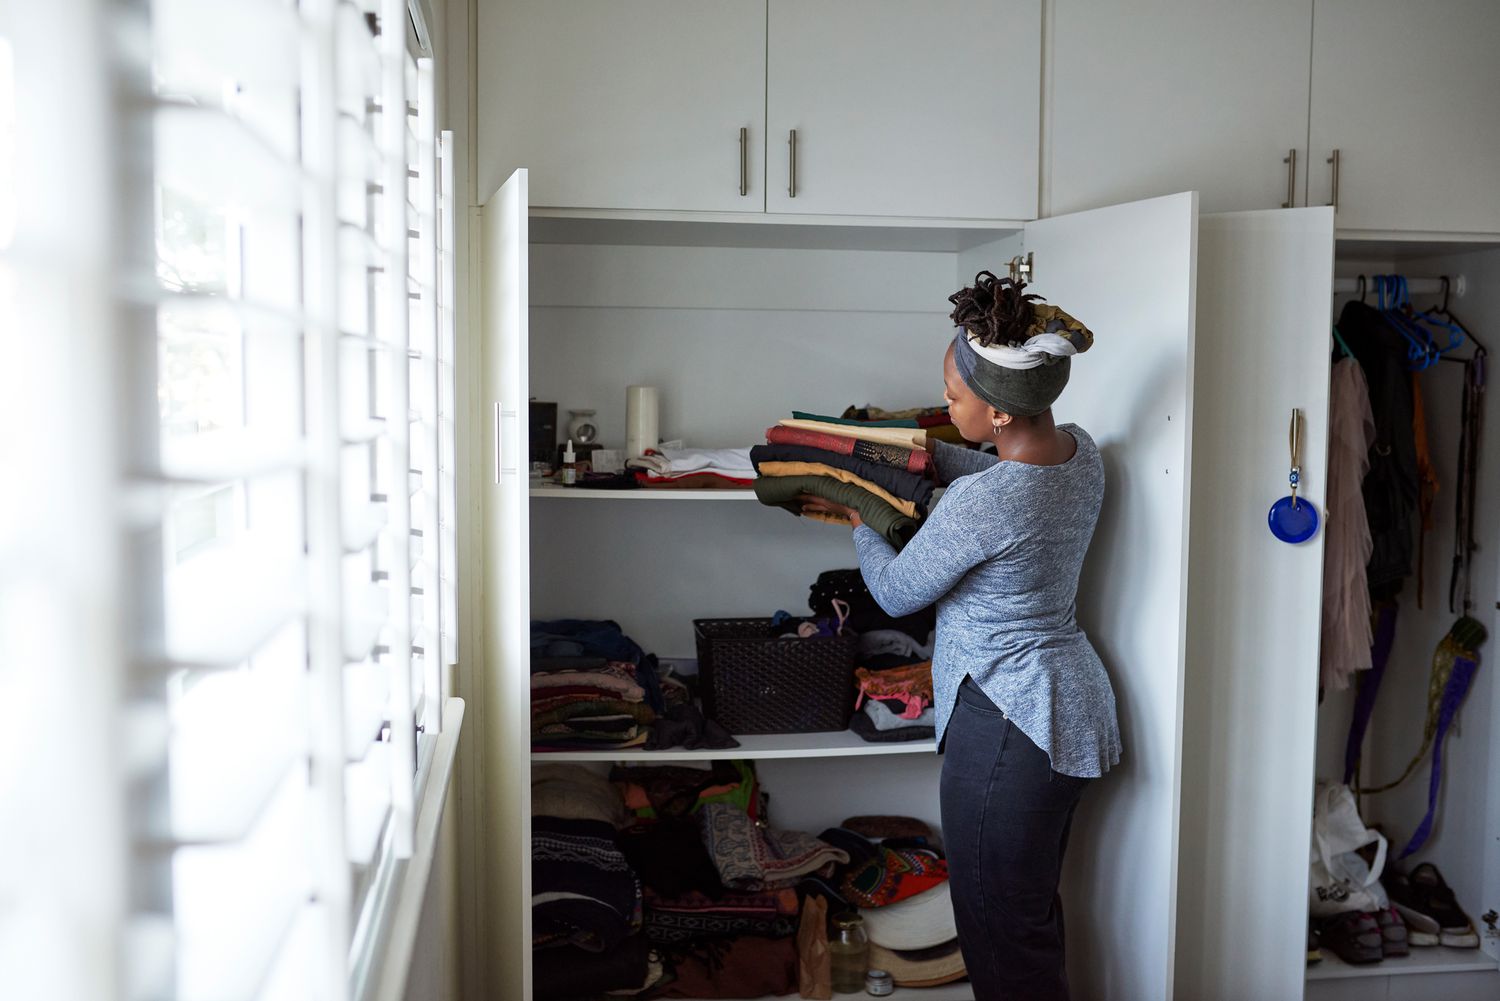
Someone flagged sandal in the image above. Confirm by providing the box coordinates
[1317,911,1383,965]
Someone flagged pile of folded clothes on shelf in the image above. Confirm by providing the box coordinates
[531,619,663,752]
[625,446,756,490]
[752,405,960,549]
[807,816,968,990]
[531,619,740,753]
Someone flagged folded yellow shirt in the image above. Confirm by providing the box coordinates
[755,461,921,518]
[776,418,966,448]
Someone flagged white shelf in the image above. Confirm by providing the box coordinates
[531,729,937,762]
[1307,945,1500,981]
[530,483,756,501]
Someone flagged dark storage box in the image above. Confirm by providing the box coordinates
[692,618,857,734]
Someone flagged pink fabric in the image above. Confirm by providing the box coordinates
[1320,359,1376,691]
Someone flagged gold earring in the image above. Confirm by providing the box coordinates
[992,420,1003,433]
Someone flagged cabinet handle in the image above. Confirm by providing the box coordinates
[1327,148,1340,212]
[1282,148,1297,208]
[788,129,797,199]
[738,127,748,196]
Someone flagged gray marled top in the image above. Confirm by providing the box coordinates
[852,425,1120,778]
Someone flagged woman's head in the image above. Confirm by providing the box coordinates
[943,272,1093,430]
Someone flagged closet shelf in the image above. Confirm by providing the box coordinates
[530,484,756,501]
[530,730,937,762]
[1306,945,1500,981]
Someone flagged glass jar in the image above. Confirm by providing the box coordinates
[864,969,894,996]
[829,913,869,994]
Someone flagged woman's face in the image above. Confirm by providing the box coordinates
[943,342,1001,443]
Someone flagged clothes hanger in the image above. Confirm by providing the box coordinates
[1331,324,1355,359]
[1379,275,1439,370]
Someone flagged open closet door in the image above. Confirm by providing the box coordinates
[1020,192,1199,1001]
[1176,207,1336,1001]
[481,168,533,1000]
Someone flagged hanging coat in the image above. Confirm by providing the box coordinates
[1336,300,1419,601]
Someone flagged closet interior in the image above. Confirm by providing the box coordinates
[1302,246,1500,1001]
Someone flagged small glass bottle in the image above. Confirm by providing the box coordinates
[560,439,577,486]
[829,913,869,994]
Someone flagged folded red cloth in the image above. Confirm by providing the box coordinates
[635,471,754,489]
[764,426,931,474]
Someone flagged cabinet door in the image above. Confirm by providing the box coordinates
[1048,0,1314,216]
[478,1,766,214]
[1017,193,1197,1001]
[1308,0,1500,234]
[1175,208,1335,1001]
[766,0,1039,220]
[480,169,534,1000]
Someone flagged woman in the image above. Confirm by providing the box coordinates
[800,273,1120,1001]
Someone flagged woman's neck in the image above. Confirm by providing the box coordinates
[992,412,1074,465]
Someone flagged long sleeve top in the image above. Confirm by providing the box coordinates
[851,425,1121,778]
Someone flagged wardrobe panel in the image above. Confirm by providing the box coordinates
[480,169,534,1001]
[1176,206,1336,1001]
[1048,0,1314,216]
[477,0,767,214]
[1308,0,1500,235]
[1020,192,1199,1001]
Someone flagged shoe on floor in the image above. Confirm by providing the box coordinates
[1409,863,1481,948]
[1307,927,1322,965]
[1318,911,1384,965]
[1384,870,1443,946]
[1374,906,1409,957]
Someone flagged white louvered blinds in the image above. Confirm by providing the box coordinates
[0,1,458,999]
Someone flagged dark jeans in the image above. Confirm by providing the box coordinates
[940,677,1090,1001]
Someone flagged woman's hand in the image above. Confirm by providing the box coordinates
[795,493,863,528]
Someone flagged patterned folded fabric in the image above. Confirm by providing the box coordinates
[532,764,628,827]
[855,662,934,719]
[642,888,800,943]
[699,802,849,892]
[531,662,645,701]
[841,845,948,908]
[531,699,657,728]
[751,443,934,506]
[532,817,641,952]
[794,409,948,429]
[764,425,932,473]
[755,460,922,517]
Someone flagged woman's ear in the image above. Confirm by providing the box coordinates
[990,409,1014,429]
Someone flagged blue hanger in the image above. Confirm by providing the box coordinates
[1378,275,1438,370]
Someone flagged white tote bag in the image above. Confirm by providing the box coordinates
[1308,781,1389,917]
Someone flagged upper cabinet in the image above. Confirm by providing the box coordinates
[765,0,1039,221]
[1047,0,1313,216]
[1307,0,1500,236]
[477,0,768,213]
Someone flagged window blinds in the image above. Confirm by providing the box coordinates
[0,1,458,999]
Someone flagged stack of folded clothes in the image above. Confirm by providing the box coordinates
[849,630,937,743]
[753,405,961,549]
[625,446,756,490]
[530,619,664,752]
[531,766,665,1001]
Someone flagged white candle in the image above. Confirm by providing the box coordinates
[625,385,659,458]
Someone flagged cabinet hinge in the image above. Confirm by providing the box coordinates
[1008,253,1034,285]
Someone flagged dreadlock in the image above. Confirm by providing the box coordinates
[947,271,1045,348]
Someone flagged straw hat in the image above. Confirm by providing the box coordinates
[859,881,956,951]
[868,938,967,987]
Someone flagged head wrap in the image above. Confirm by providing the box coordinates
[947,275,1094,417]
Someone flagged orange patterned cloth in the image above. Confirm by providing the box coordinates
[854,662,934,719]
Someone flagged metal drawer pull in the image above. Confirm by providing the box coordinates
[1327,148,1341,211]
[739,127,748,196]
[788,129,797,199]
[1282,148,1297,208]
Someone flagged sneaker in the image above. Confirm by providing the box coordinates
[1317,911,1383,965]
[1374,906,1409,957]
[1384,870,1442,946]
[1307,927,1322,965]
[1408,863,1481,948]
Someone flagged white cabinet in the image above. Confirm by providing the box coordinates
[477,0,767,213]
[1307,0,1500,235]
[765,0,1040,221]
[1047,0,1314,216]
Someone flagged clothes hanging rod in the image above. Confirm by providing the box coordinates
[1332,275,1466,298]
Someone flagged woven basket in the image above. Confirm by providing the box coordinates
[692,617,857,735]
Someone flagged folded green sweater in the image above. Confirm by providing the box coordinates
[754,474,921,550]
